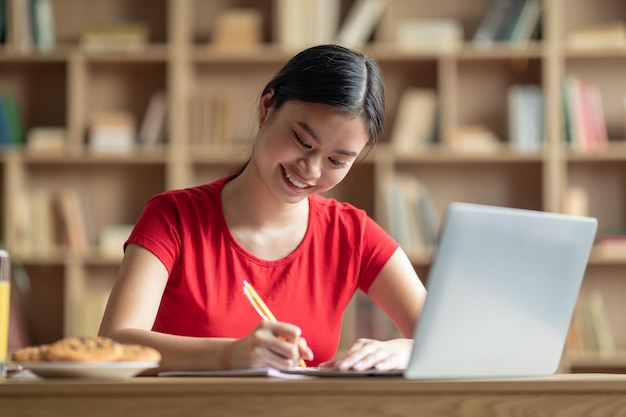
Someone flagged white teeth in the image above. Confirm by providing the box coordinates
[283,168,308,189]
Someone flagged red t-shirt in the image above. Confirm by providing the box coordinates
[126,175,398,365]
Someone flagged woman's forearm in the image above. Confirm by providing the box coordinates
[100,327,236,373]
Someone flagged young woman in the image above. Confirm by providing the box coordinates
[99,44,427,372]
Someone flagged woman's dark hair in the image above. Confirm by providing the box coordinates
[261,44,385,146]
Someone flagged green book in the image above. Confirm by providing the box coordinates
[2,93,24,146]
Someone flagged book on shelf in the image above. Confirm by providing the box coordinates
[5,0,34,53]
[188,90,236,150]
[494,0,532,42]
[138,90,167,148]
[9,187,97,258]
[80,23,149,53]
[473,0,541,48]
[507,0,541,44]
[10,188,35,257]
[335,0,387,49]
[2,0,56,52]
[507,84,543,152]
[562,76,609,153]
[0,94,13,146]
[25,126,66,154]
[29,188,56,257]
[472,0,512,47]
[566,291,614,355]
[88,111,136,154]
[0,92,24,147]
[568,22,626,50]
[379,171,439,256]
[443,125,501,153]
[274,0,339,50]
[389,88,437,154]
[394,19,463,51]
[595,233,626,259]
[31,0,55,52]
[211,8,263,48]
[55,188,95,254]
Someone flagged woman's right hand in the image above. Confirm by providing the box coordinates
[224,321,313,370]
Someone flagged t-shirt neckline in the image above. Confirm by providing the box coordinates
[216,175,313,266]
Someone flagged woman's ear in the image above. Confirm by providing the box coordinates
[258,89,274,127]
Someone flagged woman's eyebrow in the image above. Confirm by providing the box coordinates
[296,121,358,157]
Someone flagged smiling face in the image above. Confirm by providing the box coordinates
[252,94,370,204]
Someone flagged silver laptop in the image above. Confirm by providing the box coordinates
[290,202,597,379]
[404,202,597,379]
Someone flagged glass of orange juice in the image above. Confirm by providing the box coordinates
[0,250,10,378]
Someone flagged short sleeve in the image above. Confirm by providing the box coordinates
[357,216,399,293]
[125,194,182,273]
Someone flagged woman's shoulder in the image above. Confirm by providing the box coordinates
[309,194,367,222]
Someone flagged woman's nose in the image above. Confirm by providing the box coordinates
[298,154,322,178]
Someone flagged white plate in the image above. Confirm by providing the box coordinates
[15,361,159,379]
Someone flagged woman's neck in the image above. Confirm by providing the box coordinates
[222,165,308,229]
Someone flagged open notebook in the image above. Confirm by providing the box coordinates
[161,202,597,379]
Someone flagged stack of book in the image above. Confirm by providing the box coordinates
[88,112,136,154]
[80,23,149,53]
[211,8,263,48]
[568,22,626,50]
[394,19,463,51]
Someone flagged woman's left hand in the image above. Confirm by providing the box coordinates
[318,338,413,371]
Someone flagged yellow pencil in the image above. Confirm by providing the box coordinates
[242,280,307,368]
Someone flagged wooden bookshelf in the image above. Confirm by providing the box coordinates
[1,0,626,371]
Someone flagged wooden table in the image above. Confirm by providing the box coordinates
[3,373,626,416]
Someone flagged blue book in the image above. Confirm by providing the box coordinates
[0,94,13,147]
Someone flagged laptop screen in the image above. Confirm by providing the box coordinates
[404,202,597,379]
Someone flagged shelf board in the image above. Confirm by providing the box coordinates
[80,44,169,62]
[189,146,252,164]
[383,145,545,164]
[0,44,169,62]
[193,45,293,63]
[10,252,67,266]
[193,42,546,64]
[458,43,544,60]
[564,45,626,59]
[0,48,69,62]
[566,142,626,162]
[588,250,626,266]
[565,351,626,371]
[22,149,168,165]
